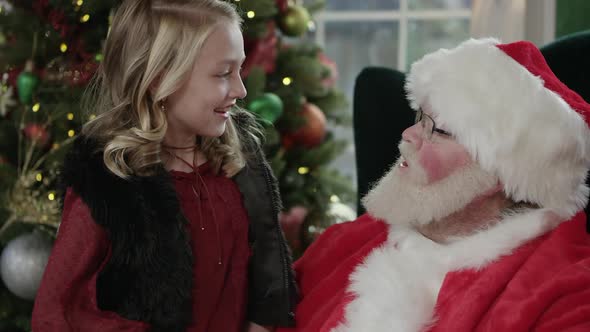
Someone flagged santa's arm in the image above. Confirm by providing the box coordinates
[532,258,590,332]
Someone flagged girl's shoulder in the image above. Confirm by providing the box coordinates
[63,135,104,173]
[61,135,106,193]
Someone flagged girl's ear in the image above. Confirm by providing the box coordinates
[149,73,163,97]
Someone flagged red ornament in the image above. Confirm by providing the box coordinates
[32,0,72,38]
[32,0,50,18]
[279,205,309,251]
[48,10,69,38]
[318,52,339,89]
[243,22,278,77]
[275,0,289,13]
[23,124,50,146]
[287,103,327,148]
[7,67,22,88]
[70,37,94,61]
[281,134,295,150]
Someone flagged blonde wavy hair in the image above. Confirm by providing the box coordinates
[82,0,259,178]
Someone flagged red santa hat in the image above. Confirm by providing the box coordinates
[405,38,590,218]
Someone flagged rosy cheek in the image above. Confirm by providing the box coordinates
[418,150,446,183]
[418,145,472,184]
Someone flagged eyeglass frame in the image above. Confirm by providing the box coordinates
[414,109,452,140]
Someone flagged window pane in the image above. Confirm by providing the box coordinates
[324,21,400,184]
[406,18,470,70]
[409,0,471,10]
[325,21,399,97]
[317,0,400,11]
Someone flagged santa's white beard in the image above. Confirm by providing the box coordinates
[362,142,499,227]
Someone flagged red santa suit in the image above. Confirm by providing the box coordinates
[278,211,590,332]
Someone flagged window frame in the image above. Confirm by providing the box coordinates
[313,0,472,70]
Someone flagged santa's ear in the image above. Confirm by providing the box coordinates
[480,180,504,198]
[493,180,504,193]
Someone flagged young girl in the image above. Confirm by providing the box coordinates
[31,0,297,331]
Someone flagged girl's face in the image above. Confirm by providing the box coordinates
[165,21,247,140]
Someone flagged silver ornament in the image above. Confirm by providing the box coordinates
[0,231,52,300]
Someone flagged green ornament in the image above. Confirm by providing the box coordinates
[248,93,284,123]
[16,61,39,104]
[278,5,311,37]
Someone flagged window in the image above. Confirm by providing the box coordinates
[309,0,472,199]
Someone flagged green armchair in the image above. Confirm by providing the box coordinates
[541,30,590,103]
[353,67,413,215]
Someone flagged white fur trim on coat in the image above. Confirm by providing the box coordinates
[405,38,590,218]
[332,208,562,332]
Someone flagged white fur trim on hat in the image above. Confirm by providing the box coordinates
[405,38,590,218]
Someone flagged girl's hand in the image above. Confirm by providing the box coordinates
[245,322,275,332]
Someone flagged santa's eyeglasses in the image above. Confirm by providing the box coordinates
[414,109,452,140]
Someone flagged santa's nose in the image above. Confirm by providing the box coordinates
[402,123,424,150]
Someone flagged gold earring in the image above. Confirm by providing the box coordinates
[160,99,166,112]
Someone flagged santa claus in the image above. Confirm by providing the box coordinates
[278,38,590,332]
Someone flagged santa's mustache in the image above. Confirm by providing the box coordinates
[394,141,430,186]
[397,141,416,167]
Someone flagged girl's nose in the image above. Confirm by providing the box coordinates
[232,76,247,100]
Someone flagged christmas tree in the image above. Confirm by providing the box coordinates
[0,0,352,329]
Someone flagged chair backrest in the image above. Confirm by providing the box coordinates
[540,30,590,232]
[540,30,590,104]
[353,67,414,215]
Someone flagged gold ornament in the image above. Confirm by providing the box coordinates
[278,5,311,37]
[1,170,61,236]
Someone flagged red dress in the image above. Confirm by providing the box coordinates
[32,162,251,332]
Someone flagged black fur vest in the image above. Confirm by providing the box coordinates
[61,134,297,331]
